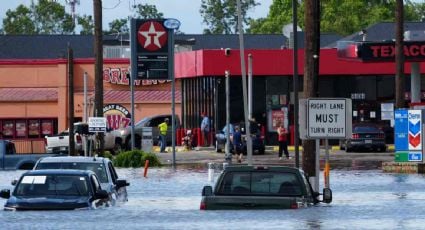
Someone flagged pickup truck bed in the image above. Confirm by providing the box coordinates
[0,140,59,170]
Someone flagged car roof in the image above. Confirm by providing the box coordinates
[23,169,94,176]
[37,156,109,164]
[223,165,302,174]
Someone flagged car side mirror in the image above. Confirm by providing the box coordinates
[322,188,332,203]
[202,186,213,196]
[116,179,130,188]
[95,190,109,200]
[0,189,10,199]
[11,179,18,186]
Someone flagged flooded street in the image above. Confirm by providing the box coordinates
[1,164,425,230]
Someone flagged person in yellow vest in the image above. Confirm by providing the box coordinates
[158,118,169,153]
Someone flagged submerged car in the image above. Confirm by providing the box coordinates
[0,169,110,211]
[200,165,332,210]
[33,156,129,203]
[340,123,386,152]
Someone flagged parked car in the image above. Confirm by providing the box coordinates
[0,169,110,211]
[118,114,180,150]
[0,140,62,170]
[200,165,332,210]
[339,122,386,152]
[215,124,234,152]
[33,156,129,203]
[215,123,265,155]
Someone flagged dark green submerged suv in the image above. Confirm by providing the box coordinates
[200,165,332,210]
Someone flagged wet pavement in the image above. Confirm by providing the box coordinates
[156,147,395,170]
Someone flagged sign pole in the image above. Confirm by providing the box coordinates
[314,139,320,192]
[324,138,330,188]
[130,18,137,150]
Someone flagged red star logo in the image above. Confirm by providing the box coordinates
[137,21,167,52]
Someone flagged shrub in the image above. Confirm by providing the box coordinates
[142,152,162,167]
[113,150,162,167]
[99,151,113,160]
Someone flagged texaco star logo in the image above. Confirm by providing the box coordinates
[137,21,167,52]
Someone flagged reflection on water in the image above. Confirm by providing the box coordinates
[1,167,425,229]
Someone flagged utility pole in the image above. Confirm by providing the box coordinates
[292,0,300,168]
[68,45,75,156]
[93,0,104,154]
[395,0,405,109]
[302,0,320,177]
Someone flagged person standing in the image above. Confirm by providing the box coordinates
[232,126,243,163]
[200,112,210,147]
[277,122,290,160]
[158,118,169,153]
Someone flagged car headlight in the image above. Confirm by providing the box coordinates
[120,129,126,136]
[4,206,16,211]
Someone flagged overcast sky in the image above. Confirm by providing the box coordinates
[0,0,273,34]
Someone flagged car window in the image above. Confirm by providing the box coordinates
[91,175,101,192]
[149,118,164,127]
[35,162,109,183]
[15,175,89,196]
[217,171,302,196]
[108,162,118,183]
[354,126,380,133]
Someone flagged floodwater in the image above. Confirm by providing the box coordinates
[1,164,425,230]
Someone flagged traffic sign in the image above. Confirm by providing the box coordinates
[88,117,107,132]
[300,98,352,139]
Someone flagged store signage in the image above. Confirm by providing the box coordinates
[408,152,422,162]
[103,104,131,130]
[408,110,421,150]
[394,110,408,151]
[303,98,352,139]
[130,19,172,80]
[337,41,425,62]
[103,67,171,86]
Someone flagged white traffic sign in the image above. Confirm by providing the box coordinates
[306,98,352,139]
[88,117,107,132]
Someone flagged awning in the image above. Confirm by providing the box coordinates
[0,88,57,102]
[104,90,181,103]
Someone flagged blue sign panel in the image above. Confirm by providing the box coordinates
[408,152,423,162]
[394,110,408,151]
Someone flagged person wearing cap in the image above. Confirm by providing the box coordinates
[200,112,210,147]
[158,118,169,152]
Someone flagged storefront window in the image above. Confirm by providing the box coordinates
[28,120,40,137]
[2,120,14,137]
[41,120,53,136]
[16,121,27,137]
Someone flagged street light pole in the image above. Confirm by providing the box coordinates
[292,0,300,168]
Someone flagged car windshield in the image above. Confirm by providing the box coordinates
[35,162,108,183]
[15,175,90,196]
[217,171,302,196]
[135,117,151,127]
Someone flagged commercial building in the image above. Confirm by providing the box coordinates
[1,22,425,148]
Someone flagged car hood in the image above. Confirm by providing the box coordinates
[5,196,91,210]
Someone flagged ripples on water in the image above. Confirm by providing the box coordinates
[1,167,425,230]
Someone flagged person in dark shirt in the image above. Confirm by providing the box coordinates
[232,126,243,163]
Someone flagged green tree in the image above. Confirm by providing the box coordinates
[77,14,94,35]
[135,3,164,19]
[2,0,74,34]
[249,0,423,36]
[200,0,259,34]
[248,0,304,34]
[105,18,129,35]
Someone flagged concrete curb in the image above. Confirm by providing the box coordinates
[151,144,395,153]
